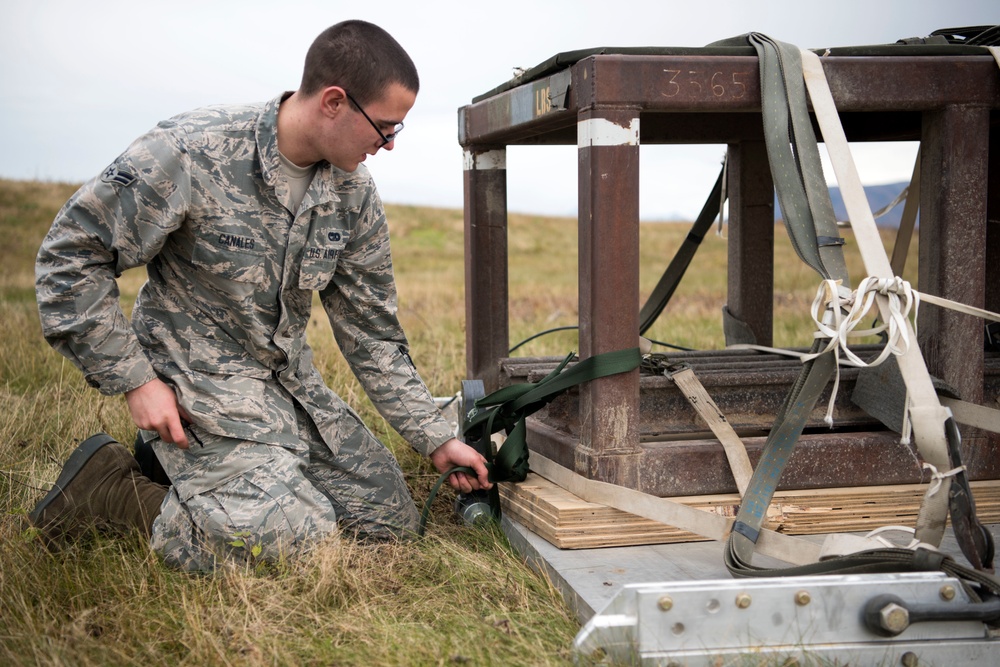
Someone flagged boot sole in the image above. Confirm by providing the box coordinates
[29,433,119,528]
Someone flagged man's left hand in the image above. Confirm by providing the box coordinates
[429,438,492,494]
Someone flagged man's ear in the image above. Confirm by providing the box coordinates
[318,86,348,119]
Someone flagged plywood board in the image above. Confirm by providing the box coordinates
[500,473,1000,549]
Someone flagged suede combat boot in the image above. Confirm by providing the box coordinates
[30,433,169,547]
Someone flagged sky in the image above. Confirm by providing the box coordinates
[1,0,996,220]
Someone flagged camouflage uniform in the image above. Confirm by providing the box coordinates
[35,93,455,570]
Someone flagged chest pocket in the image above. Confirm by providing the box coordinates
[190,225,266,288]
[299,228,349,291]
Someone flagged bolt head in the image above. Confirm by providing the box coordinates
[939,585,956,601]
[879,603,910,634]
[735,592,752,609]
[794,590,811,606]
[658,595,673,612]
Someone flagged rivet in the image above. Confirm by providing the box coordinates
[794,590,811,606]
[735,592,752,609]
[939,585,956,601]
[658,595,673,612]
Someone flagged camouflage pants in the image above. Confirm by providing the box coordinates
[147,404,418,571]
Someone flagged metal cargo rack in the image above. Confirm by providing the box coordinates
[458,42,1000,495]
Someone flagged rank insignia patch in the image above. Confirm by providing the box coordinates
[101,158,138,187]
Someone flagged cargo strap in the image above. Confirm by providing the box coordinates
[463,347,641,482]
[662,363,753,496]
[800,44,994,570]
[706,32,855,577]
[888,150,921,278]
[639,168,725,335]
[711,33,995,578]
[468,346,640,521]
[419,347,642,534]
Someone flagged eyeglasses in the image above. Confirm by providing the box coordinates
[343,90,404,147]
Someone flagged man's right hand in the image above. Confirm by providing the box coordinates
[125,378,190,449]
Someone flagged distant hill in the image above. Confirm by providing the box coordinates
[775,182,914,228]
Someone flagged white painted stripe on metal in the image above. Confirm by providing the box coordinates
[578,117,639,147]
[463,149,507,170]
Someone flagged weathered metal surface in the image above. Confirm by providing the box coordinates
[459,55,1000,146]
[725,140,774,346]
[463,149,510,392]
[526,419,948,496]
[918,105,990,405]
[576,107,643,488]
[988,123,1000,317]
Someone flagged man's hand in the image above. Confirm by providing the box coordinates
[125,378,190,449]
[429,438,492,494]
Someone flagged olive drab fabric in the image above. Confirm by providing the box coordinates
[35,93,453,569]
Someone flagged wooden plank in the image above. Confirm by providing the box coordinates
[500,473,1000,550]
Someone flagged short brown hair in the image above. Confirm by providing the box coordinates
[299,20,419,104]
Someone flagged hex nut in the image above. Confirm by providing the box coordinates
[794,590,811,606]
[658,595,673,612]
[939,585,956,601]
[735,592,752,609]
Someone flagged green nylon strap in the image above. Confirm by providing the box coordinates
[717,33,855,577]
[639,167,725,334]
[473,348,642,521]
[725,544,1000,599]
[464,347,643,484]
[418,348,642,534]
[714,33,848,282]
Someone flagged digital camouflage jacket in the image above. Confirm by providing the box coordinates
[36,94,454,457]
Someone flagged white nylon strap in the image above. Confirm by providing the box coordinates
[529,453,822,566]
[917,291,1000,323]
[819,525,939,560]
[803,276,919,426]
[800,48,955,546]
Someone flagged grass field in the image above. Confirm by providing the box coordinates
[0,178,916,666]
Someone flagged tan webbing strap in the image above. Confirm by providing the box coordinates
[989,46,1000,69]
[800,48,953,546]
[528,453,822,566]
[940,397,1000,435]
[666,366,754,496]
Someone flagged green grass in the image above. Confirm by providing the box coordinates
[0,178,917,666]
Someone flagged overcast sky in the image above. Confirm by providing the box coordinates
[1,0,996,220]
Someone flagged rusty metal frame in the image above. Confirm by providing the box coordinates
[459,52,1000,494]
